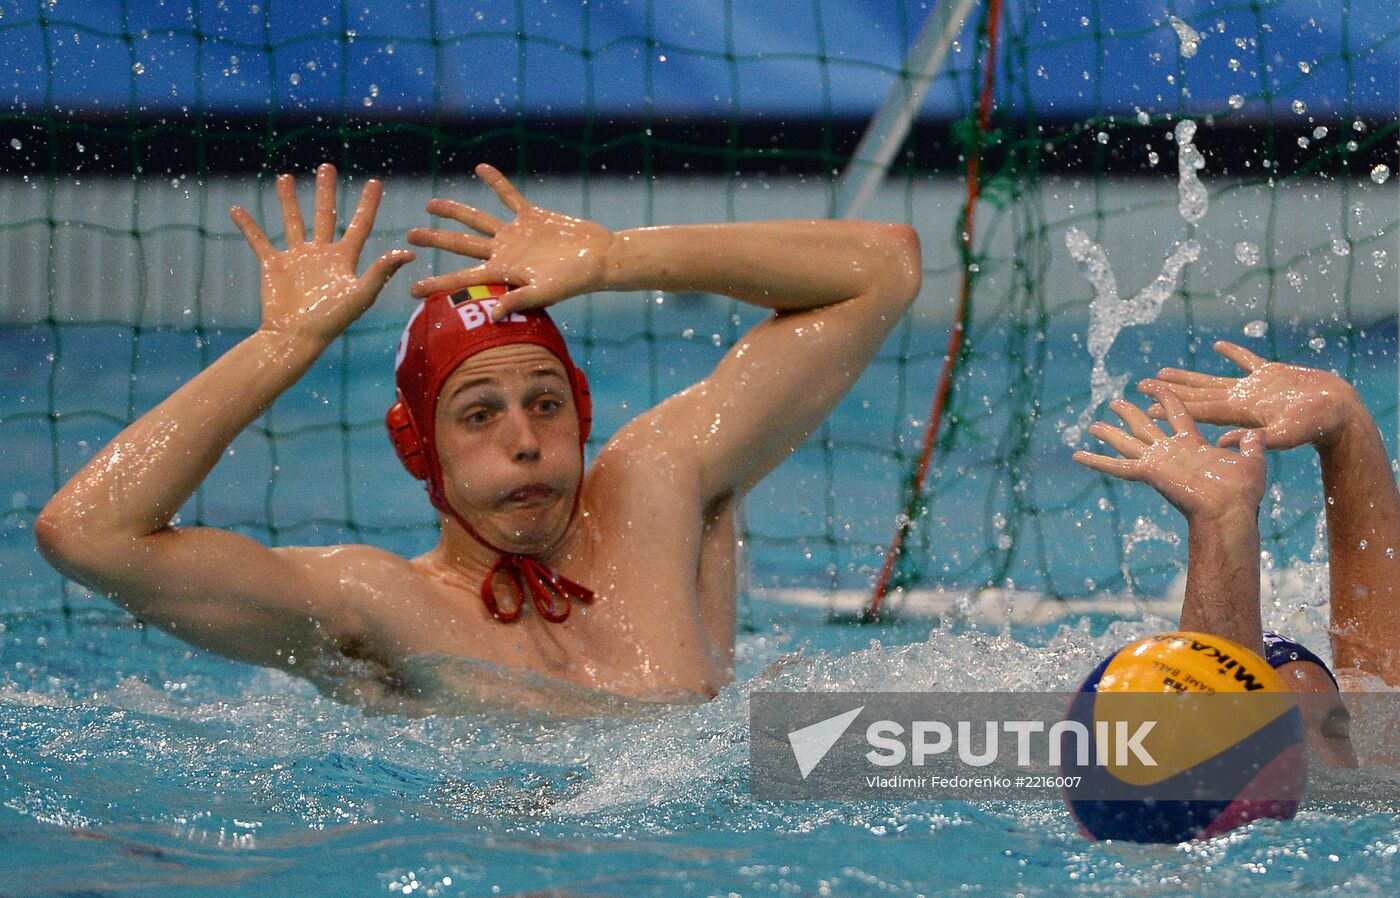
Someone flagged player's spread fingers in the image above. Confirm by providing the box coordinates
[410,264,494,299]
[1110,398,1167,443]
[275,174,306,245]
[475,163,529,213]
[1139,383,1200,437]
[342,179,384,257]
[1214,340,1267,373]
[1236,429,1266,459]
[1088,421,1146,459]
[360,249,417,296]
[426,198,503,236]
[1072,451,1138,480]
[1138,379,1221,403]
[406,228,492,259]
[1153,367,1225,388]
[1168,398,1244,426]
[312,162,338,244]
[230,206,275,257]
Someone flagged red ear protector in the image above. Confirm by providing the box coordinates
[385,394,428,481]
[571,366,594,443]
[385,368,593,482]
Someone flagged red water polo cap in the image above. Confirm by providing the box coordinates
[385,285,595,622]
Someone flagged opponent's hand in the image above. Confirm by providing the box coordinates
[231,163,415,343]
[1141,340,1364,451]
[1073,382,1266,522]
[406,163,614,317]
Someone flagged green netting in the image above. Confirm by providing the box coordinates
[1,1,1397,626]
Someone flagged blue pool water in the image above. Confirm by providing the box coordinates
[2,317,1399,894]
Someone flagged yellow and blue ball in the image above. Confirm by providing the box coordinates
[1062,631,1307,843]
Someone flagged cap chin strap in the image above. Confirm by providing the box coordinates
[432,486,595,624]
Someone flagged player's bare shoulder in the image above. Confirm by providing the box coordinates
[270,542,440,637]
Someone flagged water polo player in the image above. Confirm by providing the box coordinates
[35,162,921,709]
[1071,340,1400,766]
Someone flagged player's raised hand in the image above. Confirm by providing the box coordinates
[231,163,415,343]
[1140,340,1364,451]
[1074,382,1266,522]
[406,163,614,317]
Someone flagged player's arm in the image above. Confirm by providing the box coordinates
[34,164,415,669]
[407,164,921,502]
[1072,384,1268,654]
[1145,341,1400,683]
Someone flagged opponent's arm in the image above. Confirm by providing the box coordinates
[407,164,922,502]
[1146,341,1400,683]
[34,164,414,668]
[1073,383,1268,653]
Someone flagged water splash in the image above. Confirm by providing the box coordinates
[1120,516,1181,595]
[1169,16,1200,58]
[1063,119,1207,445]
[1235,241,1261,266]
[1176,120,1208,223]
[1061,230,1202,445]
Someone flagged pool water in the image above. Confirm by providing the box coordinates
[5,602,1400,895]
[3,317,1400,895]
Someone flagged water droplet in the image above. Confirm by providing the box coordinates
[132,62,145,75]
[1096,131,1109,144]
[1147,150,1160,166]
[1313,126,1328,139]
[1235,241,1261,266]
[1228,94,1244,109]
[1308,336,1326,351]
[1291,99,1307,114]
[1298,60,1312,73]
[1170,16,1200,58]
[1296,136,1310,148]
[8,138,20,151]
[1174,120,1208,223]
[1371,164,1391,184]
[1136,110,1150,125]
[369,84,379,97]
[289,72,300,85]
[1228,58,1241,72]
[1331,238,1350,257]
[1242,320,1267,338]
[1373,249,1389,268]
[1286,270,1303,289]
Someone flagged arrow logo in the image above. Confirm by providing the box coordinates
[787,706,864,779]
